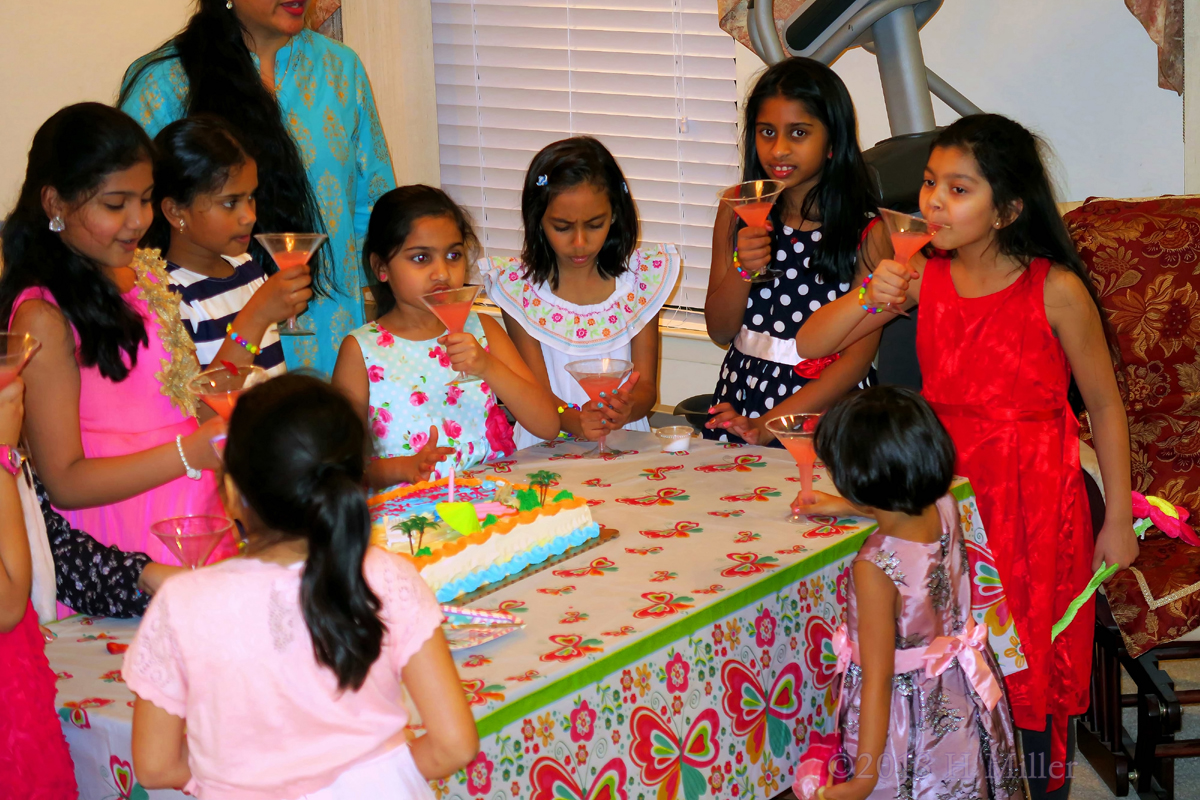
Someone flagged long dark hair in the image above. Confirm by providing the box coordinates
[147,114,252,252]
[520,137,639,289]
[362,185,479,318]
[0,103,152,382]
[815,386,956,516]
[225,373,383,691]
[741,58,877,285]
[118,0,328,295]
[931,114,1108,414]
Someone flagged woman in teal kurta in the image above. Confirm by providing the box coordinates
[119,1,395,375]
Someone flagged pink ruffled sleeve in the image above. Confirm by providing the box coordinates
[365,548,444,672]
[122,585,188,719]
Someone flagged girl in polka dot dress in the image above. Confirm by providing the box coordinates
[703,58,888,444]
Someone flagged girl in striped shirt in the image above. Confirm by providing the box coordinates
[149,115,310,377]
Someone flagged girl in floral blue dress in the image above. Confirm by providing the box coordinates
[332,186,559,489]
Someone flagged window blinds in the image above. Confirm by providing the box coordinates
[432,0,741,310]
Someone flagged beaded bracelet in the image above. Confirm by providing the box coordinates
[733,249,754,281]
[226,323,260,355]
[858,273,881,315]
[556,403,582,440]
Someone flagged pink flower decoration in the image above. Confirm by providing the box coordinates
[466,751,493,796]
[446,386,464,406]
[552,312,563,322]
[754,609,777,648]
[665,652,690,693]
[576,329,587,339]
[443,419,463,439]
[508,271,519,281]
[371,419,388,440]
[485,404,515,457]
[367,365,385,383]
[377,407,393,424]
[375,328,395,347]
[428,346,451,368]
[1132,491,1199,545]
[409,430,430,451]
[410,391,429,407]
[523,298,530,308]
[570,700,597,743]
[608,315,618,323]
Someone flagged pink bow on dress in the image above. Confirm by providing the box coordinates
[918,619,1002,711]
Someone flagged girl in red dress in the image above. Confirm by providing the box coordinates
[795,114,1137,800]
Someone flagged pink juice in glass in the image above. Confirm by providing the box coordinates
[269,249,313,270]
[430,301,474,334]
[576,376,621,403]
[200,392,240,422]
[891,231,934,264]
[734,201,773,229]
[0,366,21,391]
[779,435,817,503]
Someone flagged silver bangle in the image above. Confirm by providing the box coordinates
[176,434,202,481]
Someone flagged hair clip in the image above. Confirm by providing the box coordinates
[622,182,629,194]
[537,174,549,187]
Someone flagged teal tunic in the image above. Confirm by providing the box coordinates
[119,29,396,375]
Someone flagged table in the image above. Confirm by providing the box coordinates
[47,431,1020,800]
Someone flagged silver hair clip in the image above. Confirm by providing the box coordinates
[622,182,629,194]
[537,174,549,187]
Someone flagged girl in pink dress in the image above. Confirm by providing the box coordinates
[0,104,225,587]
[125,374,478,797]
[0,376,77,798]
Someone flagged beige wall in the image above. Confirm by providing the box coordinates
[0,1,194,211]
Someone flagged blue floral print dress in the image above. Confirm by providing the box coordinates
[349,315,515,483]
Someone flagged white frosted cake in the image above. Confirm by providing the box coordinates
[368,477,600,603]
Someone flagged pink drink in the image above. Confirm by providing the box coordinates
[430,300,473,334]
[269,250,313,269]
[200,392,240,421]
[735,201,773,229]
[0,366,20,391]
[891,231,934,265]
[576,376,621,404]
[779,435,817,504]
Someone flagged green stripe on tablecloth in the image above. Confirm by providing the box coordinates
[476,523,874,736]
[475,479,976,736]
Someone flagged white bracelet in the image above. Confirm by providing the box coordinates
[176,434,202,481]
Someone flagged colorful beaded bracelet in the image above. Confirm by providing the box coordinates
[556,403,582,440]
[733,249,755,281]
[226,323,260,355]
[858,274,880,315]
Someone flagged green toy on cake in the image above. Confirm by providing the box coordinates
[368,473,600,602]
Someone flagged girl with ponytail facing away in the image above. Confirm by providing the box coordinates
[123,374,477,798]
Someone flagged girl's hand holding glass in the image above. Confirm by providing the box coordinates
[863,258,916,310]
[439,331,492,379]
[735,222,774,277]
[182,415,227,473]
[248,262,313,327]
[578,371,640,441]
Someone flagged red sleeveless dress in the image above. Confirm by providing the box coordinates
[917,256,1093,785]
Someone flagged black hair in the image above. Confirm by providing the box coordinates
[0,103,152,382]
[740,58,878,285]
[931,114,1109,414]
[814,386,956,516]
[362,184,478,317]
[146,114,253,252]
[225,373,383,692]
[118,0,329,295]
[519,136,639,289]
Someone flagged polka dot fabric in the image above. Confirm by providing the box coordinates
[705,225,872,443]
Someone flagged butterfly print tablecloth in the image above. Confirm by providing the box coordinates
[45,431,1021,800]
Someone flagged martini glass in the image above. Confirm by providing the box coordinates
[877,209,946,315]
[151,516,234,569]
[765,413,821,522]
[718,179,786,283]
[0,333,41,390]
[254,233,326,336]
[564,358,633,459]
[421,285,483,385]
[188,364,268,421]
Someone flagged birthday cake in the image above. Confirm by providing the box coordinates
[369,477,600,602]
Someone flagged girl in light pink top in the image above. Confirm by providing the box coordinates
[124,374,478,798]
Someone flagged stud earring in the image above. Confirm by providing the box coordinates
[48,216,65,233]
[179,220,186,232]
[226,0,233,9]
[994,221,1001,229]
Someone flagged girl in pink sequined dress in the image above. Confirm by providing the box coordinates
[795,387,1023,800]
[0,104,226,591]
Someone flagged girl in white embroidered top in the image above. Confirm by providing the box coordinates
[479,137,680,449]
[0,104,225,589]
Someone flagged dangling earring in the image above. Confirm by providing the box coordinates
[179,220,186,232]
[48,216,65,233]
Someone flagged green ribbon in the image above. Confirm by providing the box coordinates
[1051,562,1120,641]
